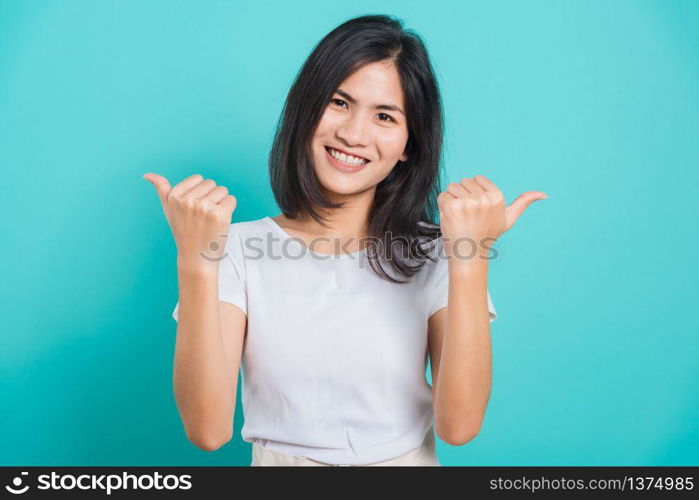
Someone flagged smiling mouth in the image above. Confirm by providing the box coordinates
[324,146,370,166]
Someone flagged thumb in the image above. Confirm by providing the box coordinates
[505,191,548,230]
[143,173,172,208]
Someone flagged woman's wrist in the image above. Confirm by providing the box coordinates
[177,255,220,279]
[447,254,489,279]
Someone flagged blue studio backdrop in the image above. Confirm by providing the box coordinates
[0,0,697,466]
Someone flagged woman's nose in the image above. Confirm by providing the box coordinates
[336,112,368,146]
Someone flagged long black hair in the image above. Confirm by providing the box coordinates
[269,14,444,283]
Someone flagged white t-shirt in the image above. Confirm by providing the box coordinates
[172,216,496,464]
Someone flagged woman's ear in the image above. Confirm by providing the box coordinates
[399,151,408,162]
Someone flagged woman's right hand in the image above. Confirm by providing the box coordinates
[143,173,237,271]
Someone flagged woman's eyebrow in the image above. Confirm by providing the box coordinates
[335,89,405,116]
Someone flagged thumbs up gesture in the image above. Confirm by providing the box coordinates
[143,173,238,270]
[437,175,547,263]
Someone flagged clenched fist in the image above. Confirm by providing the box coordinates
[143,173,237,270]
[437,174,547,264]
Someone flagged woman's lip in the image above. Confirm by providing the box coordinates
[324,147,369,172]
[324,145,370,162]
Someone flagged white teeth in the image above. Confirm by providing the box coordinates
[328,147,368,166]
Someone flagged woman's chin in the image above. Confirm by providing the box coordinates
[318,179,372,200]
[321,184,363,198]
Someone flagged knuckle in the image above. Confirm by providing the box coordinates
[201,202,217,217]
[465,197,478,207]
[211,208,228,223]
[183,197,197,210]
[446,199,461,212]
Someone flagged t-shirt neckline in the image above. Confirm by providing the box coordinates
[263,216,367,260]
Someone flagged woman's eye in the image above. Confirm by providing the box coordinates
[331,99,394,123]
[332,98,347,108]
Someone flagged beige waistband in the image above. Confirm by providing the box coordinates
[251,427,440,466]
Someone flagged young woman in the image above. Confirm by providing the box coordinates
[144,14,547,466]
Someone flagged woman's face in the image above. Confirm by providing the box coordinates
[311,60,409,198]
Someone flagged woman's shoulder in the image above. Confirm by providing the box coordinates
[223,217,277,253]
[228,216,274,235]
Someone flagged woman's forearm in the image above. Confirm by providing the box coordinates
[433,258,492,444]
[172,261,237,451]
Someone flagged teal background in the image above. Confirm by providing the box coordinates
[1,0,697,466]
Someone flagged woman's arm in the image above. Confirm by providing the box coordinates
[428,174,546,446]
[143,172,244,451]
[173,263,246,451]
[428,258,491,446]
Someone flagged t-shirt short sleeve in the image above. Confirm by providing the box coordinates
[426,240,497,323]
[172,223,248,321]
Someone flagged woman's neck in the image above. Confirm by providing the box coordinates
[274,187,375,241]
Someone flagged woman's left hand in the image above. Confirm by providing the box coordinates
[437,175,548,261]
